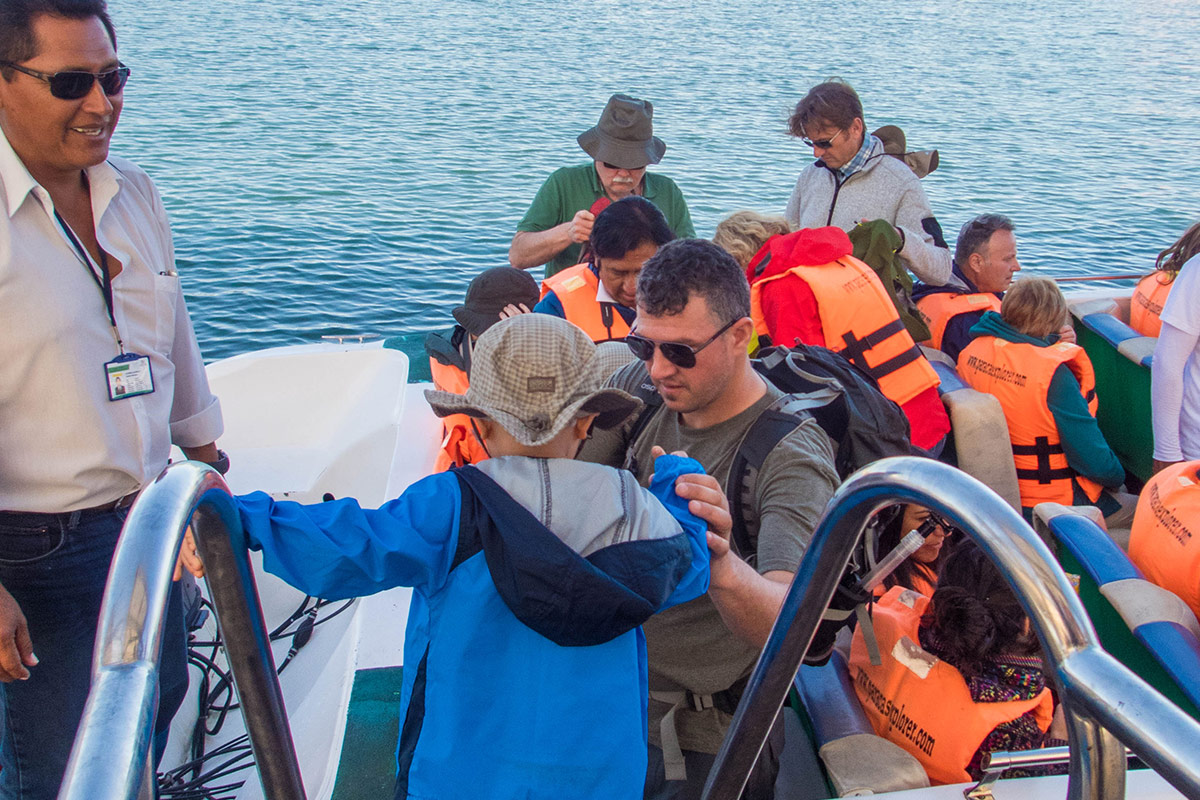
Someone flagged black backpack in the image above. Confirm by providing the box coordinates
[751,343,915,480]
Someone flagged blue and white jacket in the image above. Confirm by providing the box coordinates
[237,454,710,800]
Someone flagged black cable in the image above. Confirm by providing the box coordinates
[165,594,358,797]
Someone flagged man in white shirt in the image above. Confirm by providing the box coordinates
[0,1,224,796]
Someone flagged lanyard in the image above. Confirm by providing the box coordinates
[54,209,124,353]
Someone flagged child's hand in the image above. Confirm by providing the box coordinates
[174,527,206,581]
[499,303,532,320]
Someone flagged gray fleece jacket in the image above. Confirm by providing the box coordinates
[785,135,952,286]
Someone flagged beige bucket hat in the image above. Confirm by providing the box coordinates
[873,125,940,179]
[424,314,642,447]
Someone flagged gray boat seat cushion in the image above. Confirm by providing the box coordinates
[1101,578,1200,638]
[941,387,1022,513]
[819,733,930,796]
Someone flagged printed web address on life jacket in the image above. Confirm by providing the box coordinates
[854,668,937,757]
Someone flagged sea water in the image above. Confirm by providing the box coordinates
[109,0,1200,361]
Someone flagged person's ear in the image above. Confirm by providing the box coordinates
[729,316,756,351]
[472,417,494,444]
[966,250,985,277]
[573,414,598,440]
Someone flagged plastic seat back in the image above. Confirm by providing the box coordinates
[1042,506,1200,718]
[929,359,1021,512]
[792,651,929,795]
[1068,299,1155,483]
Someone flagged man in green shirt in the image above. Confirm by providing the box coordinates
[509,94,695,278]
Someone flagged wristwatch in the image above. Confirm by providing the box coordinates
[207,449,231,475]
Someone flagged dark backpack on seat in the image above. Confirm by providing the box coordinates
[751,343,915,480]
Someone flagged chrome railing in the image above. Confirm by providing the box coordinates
[701,456,1200,800]
[59,461,306,800]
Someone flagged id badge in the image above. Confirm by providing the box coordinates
[105,353,154,401]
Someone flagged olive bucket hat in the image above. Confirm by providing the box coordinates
[577,93,667,170]
[424,314,642,447]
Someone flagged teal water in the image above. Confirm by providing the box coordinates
[108,0,1200,361]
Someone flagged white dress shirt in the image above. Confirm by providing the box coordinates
[0,129,222,512]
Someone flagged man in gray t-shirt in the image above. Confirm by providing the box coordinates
[580,239,839,799]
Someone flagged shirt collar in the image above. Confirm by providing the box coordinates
[588,162,655,201]
[588,261,633,309]
[0,127,123,220]
[0,128,39,218]
[836,133,881,180]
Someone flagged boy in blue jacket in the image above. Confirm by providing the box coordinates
[201,314,711,799]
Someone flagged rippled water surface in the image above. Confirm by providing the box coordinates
[109,0,1200,360]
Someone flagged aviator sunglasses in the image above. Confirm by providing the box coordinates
[800,128,845,150]
[626,317,740,369]
[0,61,130,100]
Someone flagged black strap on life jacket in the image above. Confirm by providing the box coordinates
[424,326,469,373]
[838,318,922,382]
[1011,436,1073,484]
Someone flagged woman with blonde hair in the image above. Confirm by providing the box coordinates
[958,277,1132,522]
[1150,221,1200,470]
[712,210,791,269]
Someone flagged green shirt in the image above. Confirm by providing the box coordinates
[516,163,696,278]
[579,362,839,753]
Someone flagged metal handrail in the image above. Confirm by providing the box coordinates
[701,456,1200,800]
[58,461,306,800]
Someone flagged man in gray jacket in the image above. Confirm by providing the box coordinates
[785,80,952,286]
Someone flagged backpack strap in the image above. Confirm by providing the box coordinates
[726,395,814,565]
[620,364,665,476]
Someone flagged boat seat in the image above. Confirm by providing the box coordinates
[1069,306,1155,483]
[794,651,929,795]
[929,360,1022,513]
[1067,296,1122,321]
[1118,336,1156,369]
[1038,505,1200,719]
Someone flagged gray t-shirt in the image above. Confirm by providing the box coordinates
[580,362,839,753]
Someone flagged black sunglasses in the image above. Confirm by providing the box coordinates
[626,317,740,369]
[915,512,960,538]
[800,128,845,150]
[601,161,644,171]
[0,61,130,100]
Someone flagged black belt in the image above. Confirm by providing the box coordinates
[0,491,139,525]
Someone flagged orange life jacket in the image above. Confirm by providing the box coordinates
[915,292,1002,352]
[428,357,488,472]
[749,255,939,406]
[540,263,632,343]
[1129,461,1200,620]
[957,336,1104,508]
[849,587,1054,786]
[1129,272,1174,338]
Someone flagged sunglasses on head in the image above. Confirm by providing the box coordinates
[0,61,130,100]
[625,317,739,368]
[800,127,845,150]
